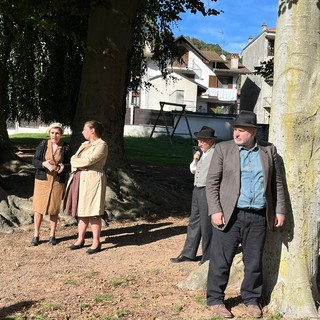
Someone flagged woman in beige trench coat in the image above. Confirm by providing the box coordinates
[64,120,108,254]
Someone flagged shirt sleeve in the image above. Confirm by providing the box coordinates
[189,160,197,174]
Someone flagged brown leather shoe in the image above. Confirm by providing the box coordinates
[246,304,262,318]
[209,304,233,318]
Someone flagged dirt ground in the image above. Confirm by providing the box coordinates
[0,215,256,320]
[0,152,260,320]
[0,147,306,320]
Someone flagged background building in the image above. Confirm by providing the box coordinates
[240,23,275,125]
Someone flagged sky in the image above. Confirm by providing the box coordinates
[171,0,278,55]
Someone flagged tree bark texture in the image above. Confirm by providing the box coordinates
[69,1,192,219]
[264,0,320,318]
[71,0,140,169]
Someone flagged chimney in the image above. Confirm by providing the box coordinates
[248,35,253,43]
[230,54,239,69]
[262,22,267,31]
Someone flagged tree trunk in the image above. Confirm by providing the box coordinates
[71,0,140,169]
[264,1,320,318]
[69,1,188,219]
[0,58,19,164]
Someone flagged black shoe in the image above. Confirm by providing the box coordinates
[49,236,57,245]
[69,240,85,250]
[170,254,195,263]
[31,236,39,246]
[86,243,101,255]
[198,259,209,266]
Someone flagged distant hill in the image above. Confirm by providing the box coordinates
[185,36,231,60]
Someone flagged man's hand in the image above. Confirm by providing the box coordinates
[194,151,201,162]
[274,214,285,228]
[211,212,225,228]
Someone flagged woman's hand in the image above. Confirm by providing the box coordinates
[57,163,65,173]
[42,160,54,172]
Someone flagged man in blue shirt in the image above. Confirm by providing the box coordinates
[205,111,286,318]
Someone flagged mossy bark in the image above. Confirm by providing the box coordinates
[264,0,320,317]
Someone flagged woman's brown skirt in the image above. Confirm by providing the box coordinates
[64,171,81,217]
[32,173,64,215]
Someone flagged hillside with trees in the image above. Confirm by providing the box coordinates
[185,36,231,58]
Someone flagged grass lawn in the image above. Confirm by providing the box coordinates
[124,136,195,166]
[10,134,196,167]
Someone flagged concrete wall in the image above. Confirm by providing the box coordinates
[172,113,233,140]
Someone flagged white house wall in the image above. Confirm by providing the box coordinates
[137,40,240,113]
[241,32,273,124]
[187,50,212,87]
[145,73,198,111]
[139,59,162,109]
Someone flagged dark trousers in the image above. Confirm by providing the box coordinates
[181,186,212,261]
[207,208,267,306]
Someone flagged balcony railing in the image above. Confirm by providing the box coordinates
[172,58,202,79]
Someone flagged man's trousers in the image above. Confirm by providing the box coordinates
[207,208,267,306]
[181,186,212,261]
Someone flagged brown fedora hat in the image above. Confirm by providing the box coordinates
[194,126,217,139]
[230,110,259,128]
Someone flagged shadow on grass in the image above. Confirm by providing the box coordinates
[0,300,35,319]
[100,222,187,248]
[58,222,189,249]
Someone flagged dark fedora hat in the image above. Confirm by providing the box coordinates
[194,126,217,139]
[230,110,259,128]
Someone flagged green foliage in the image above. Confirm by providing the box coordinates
[83,269,99,278]
[172,303,183,314]
[209,316,224,320]
[186,36,231,59]
[129,0,222,91]
[93,293,113,303]
[64,277,77,285]
[97,309,128,320]
[108,274,134,287]
[0,0,89,125]
[253,57,274,85]
[26,315,53,320]
[263,311,283,319]
[41,301,63,312]
[1,0,223,126]
[195,295,207,306]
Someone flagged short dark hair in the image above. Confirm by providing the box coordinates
[85,120,104,138]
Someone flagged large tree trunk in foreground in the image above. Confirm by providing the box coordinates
[264,0,320,317]
[71,0,139,168]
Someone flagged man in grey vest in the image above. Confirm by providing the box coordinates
[170,126,216,265]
